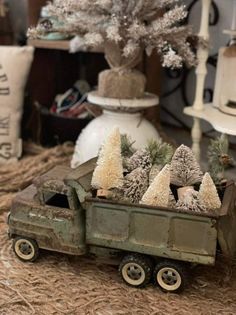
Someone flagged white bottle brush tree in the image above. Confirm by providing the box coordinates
[91,128,123,194]
[198,173,221,213]
[28,0,196,99]
[170,145,203,187]
[141,164,171,208]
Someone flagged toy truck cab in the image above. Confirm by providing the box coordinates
[8,164,92,261]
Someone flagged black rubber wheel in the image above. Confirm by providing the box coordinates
[13,237,39,262]
[153,260,188,293]
[119,254,153,288]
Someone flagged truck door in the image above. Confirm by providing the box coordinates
[39,188,85,254]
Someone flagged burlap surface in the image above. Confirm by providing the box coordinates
[0,142,74,212]
[0,143,236,314]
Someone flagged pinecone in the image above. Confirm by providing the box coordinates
[123,167,149,204]
[126,149,152,173]
[219,154,232,166]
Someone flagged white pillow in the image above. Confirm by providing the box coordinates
[0,46,34,163]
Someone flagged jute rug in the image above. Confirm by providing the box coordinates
[0,143,236,315]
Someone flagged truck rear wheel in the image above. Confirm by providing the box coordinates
[119,254,153,288]
[13,237,39,262]
[153,260,188,293]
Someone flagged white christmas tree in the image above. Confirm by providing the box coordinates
[198,172,221,212]
[28,0,195,70]
[149,164,161,184]
[140,164,170,207]
[170,145,203,187]
[91,128,123,190]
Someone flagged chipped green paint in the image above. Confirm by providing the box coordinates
[8,159,236,266]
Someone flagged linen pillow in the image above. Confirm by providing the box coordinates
[0,46,34,163]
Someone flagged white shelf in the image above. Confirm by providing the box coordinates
[27,39,104,53]
[184,103,236,135]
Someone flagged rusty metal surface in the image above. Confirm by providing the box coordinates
[218,182,236,258]
[85,201,217,265]
[9,174,86,256]
[85,197,219,219]
[65,157,97,192]
[8,158,236,267]
[33,165,71,188]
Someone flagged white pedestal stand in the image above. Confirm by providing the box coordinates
[184,0,236,161]
[71,91,160,168]
[184,0,211,161]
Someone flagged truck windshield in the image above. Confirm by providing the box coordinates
[43,191,70,209]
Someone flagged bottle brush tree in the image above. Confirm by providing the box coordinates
[198,172,221,212]
[28,0,196,99]
[141,164,170,207]
[91,128,123,191]
[123,167,149,204]
[175,189,207,213]
[126,149,152,173]
[170,145,203,187]
[149,164,161,184]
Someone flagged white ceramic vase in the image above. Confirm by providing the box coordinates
[71,110,160,168]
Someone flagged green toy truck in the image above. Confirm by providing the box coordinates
[8,158,236,293]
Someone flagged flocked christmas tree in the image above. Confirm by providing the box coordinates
[175,189,207,213]
[123,167,148,204]
[198,172,221,212]
[126,149,152,173]
[170,145,203,187]
[28,0,195,99]
[149,164,161,184]
[91,128,123,192]
[141,164,170,207]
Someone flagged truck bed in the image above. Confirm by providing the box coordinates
[85,183,236,266]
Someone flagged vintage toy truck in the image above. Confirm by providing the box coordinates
[8,158,236,293]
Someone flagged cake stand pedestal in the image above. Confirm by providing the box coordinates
[71,91,160,168]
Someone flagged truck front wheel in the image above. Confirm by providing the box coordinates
[119,254,153,288]
[13,237,39,262]
[153,260,188,293]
